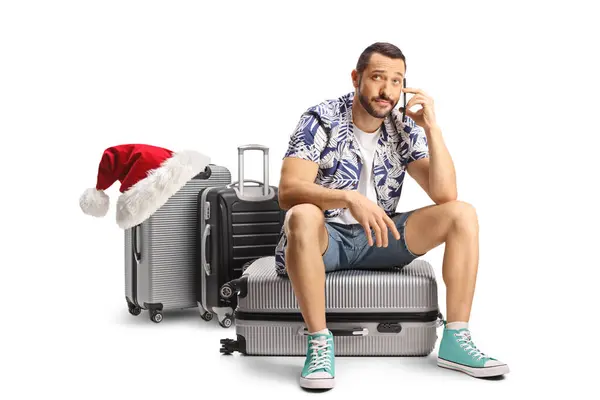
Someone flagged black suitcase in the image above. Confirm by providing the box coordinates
[196,144,286,328]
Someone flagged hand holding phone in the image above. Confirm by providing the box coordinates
[401,85,438,130]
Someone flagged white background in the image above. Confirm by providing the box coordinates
[2,0,599,398]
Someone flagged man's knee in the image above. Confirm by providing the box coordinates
[284,203,325,238]
[447,200,478,232]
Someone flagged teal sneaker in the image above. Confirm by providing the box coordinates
[299,330,335,389]
[438,327,509,378]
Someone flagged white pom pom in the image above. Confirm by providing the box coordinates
[79,188,110,217]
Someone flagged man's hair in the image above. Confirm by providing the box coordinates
[356,42,406,75]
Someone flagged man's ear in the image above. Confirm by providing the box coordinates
[351,70,359,89]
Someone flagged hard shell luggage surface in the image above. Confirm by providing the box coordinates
[197,145,286,328]
[125,164,231,323]
[220,256,444,356]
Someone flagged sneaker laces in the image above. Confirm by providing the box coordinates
[307,337,333,373]
[455,330,488,361]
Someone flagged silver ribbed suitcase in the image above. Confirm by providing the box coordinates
[124,164,231,323]
[219,256,444,356]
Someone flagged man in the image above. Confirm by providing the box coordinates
[275,42,509,390]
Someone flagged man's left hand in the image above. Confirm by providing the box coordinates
[402,87,438,131]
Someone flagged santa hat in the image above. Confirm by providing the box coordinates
[79,144,210,229]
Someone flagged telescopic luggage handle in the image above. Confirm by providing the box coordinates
[236,144,270,198]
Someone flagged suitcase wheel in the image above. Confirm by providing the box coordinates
[150,310,163,323]
[220,276,247,300]
[200,311,213,322]
[219,283,234,300]
[126,298,141,316]
[218,315,233,329]
[128,305,141,316]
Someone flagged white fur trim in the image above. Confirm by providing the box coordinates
[115,150,210,229]
[79,188,110,217]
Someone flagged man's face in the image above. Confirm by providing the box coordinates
[355,53,406,119]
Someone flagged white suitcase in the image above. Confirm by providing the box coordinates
[124,164,231,323]
[220,256,444,356]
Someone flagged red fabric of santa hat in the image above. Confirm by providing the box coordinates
[79,144,210,229]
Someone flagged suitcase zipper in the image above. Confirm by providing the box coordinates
[233,309,441,323]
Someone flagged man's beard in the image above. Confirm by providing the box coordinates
[358,87,397,119]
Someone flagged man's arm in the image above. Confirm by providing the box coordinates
[278,157,351,211]
[278,156,400,246]
[407,124,457,204]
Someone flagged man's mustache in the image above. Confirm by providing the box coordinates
[374,96,393,104]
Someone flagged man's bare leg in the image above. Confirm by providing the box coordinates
[403,200,479,322]
[283,203,329,333]
[403,200,508,377]
[284,203,336,389]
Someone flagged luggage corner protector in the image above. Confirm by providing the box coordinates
[238,275,248,298]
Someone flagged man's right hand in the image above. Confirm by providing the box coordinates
[346,191,401,247]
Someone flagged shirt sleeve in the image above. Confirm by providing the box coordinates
[406,125,429,164]
[283,112,326,163]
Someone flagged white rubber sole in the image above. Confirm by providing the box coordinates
[299,376,335,390]
[437,358,510,378]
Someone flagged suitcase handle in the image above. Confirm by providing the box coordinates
[298,327,369,337]
[238,144,269,197]
[238,144,269,152]
[201,224,211,275]
[132,224,142,263]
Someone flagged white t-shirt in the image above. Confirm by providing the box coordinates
[327,124,380,225]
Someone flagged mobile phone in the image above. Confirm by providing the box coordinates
[401,78,407,120]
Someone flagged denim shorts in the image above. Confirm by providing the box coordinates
[322,210,424,272]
